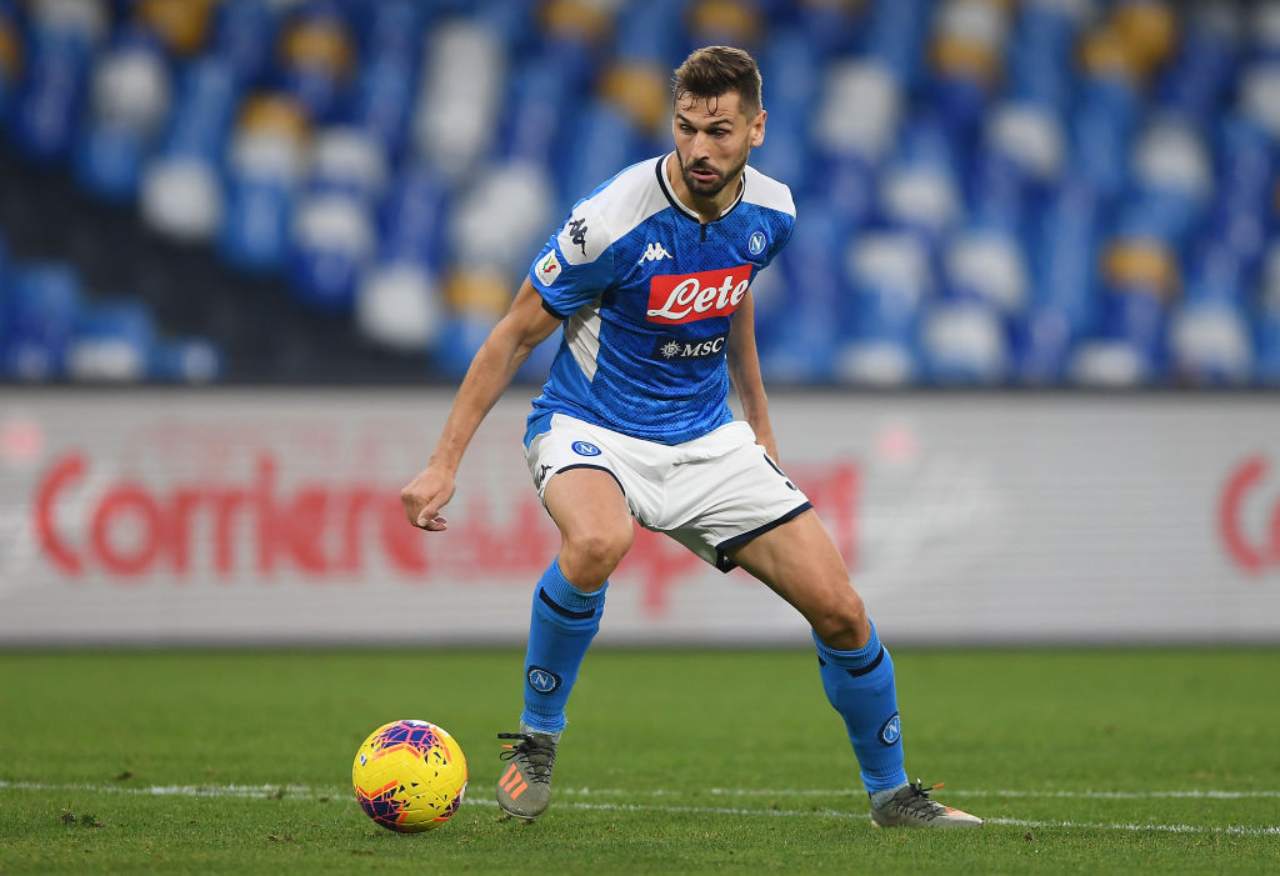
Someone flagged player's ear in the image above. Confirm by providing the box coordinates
[750,108,766,148]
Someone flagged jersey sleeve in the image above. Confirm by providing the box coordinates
[760,209,795,270]
[527,199,615,318]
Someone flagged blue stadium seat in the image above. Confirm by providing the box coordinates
[1169,300,1252,386]
[221,112,308,271]
[378,164,449,270]
[289,192,375,312]
[921,299,1009,385]
[356,260,443,352]
[67,299,155,382]
[74,30,170,201]
[0,3,20,116]
[1256,312,1280,385]
[149,337,223,384]
[211,0,274,84]
[3,263,81,380]
[9,13,101,163]
[835,229,928,386]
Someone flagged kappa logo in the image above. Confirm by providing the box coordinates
[536,249,562,285]
[534,463,553,489]
[527,665,561,694]
[567,218,589,257]
[638,242,673,264]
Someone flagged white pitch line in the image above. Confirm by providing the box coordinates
[557,787,1280,801]
[0,780,333,799]
[2,780,1278,837]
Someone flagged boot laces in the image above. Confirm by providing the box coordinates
[497,732,556,784]
[892,780,947,820]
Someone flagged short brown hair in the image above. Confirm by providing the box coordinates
[672,46,762,117]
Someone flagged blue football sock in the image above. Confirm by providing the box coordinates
[813,622,909,794]
[519,558,607,735]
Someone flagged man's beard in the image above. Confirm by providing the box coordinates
[679,148,749,199]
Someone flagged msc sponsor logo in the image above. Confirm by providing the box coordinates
[527,665,561,694]
[647,264,752,324]
[653,334,727,360]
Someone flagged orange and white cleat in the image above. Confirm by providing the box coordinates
[496,731,558,821]
[869,780,983,828]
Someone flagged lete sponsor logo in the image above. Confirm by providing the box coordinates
[647,264,752,324]
[1219,455,1280,575]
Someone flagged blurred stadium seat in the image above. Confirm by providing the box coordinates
[0,0,1278,386]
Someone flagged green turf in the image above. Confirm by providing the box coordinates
[1,648,1278,873]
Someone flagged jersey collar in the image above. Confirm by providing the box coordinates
[655,153,746,224]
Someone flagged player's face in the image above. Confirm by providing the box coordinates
[672,91,766,199]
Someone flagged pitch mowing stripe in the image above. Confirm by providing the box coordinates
[3,780,1280,836]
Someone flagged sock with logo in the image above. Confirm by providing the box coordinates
[519,558,607,734]
[813,621,909,794]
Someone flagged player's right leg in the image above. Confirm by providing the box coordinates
[498,467,633,821]
[726,510,981,828]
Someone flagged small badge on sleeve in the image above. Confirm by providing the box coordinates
[536,250,563,285]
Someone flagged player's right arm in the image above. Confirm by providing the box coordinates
[400,278,561,531]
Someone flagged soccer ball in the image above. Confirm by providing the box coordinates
[352,719,468,833]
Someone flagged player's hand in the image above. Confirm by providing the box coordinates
[400,465,455,532]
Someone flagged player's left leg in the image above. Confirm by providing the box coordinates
[727,510,982,828]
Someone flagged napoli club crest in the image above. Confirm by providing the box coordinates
[527,666,561,694]
[879,713,902,746]
[748,230,767,256]
[571,441,602,457]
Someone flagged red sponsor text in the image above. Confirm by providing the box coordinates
[32,451,859,615]
[1219,455,1280,575]
[647,264,752,324]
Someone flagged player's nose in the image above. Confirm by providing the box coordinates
[690,131,714,159]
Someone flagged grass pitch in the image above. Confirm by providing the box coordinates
[1,647,1278,873]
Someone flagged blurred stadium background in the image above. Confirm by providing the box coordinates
[3,0,1280,386]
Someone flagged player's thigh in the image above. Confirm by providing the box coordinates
[726,509,863,627]
[543,467,635,557]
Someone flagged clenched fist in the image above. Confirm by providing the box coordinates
[400,464,455,531]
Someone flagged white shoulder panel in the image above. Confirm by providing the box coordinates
[556,157,668,265]
[743,165,796,217]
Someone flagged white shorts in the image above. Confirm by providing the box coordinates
[525,413,812,571]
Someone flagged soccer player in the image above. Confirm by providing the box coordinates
[401,46,981,829]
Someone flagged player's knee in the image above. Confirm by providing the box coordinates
[561,527,633,586]
[811,585,868,650]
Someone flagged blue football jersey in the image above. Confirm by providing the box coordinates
[524,153,796,446]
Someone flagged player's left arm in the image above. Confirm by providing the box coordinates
[727,290,780,462]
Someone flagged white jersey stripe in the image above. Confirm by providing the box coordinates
[564,298,604,382]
